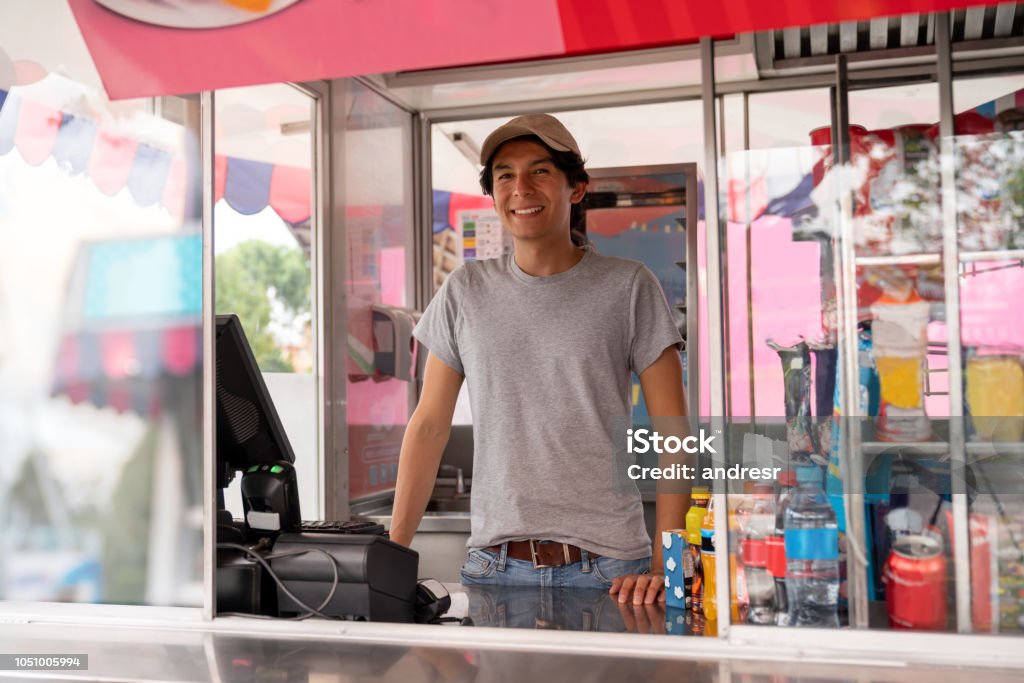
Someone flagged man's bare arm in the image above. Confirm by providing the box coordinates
[610,346,691,604]
[643,347,692,573]
[389,352,464,547]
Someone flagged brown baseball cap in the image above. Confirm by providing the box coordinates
[479,114,581,166]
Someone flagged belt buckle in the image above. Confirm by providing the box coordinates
[529,540,571,568]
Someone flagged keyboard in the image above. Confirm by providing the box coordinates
[299,519,386,535]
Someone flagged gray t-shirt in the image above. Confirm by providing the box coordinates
[413,246,683,559]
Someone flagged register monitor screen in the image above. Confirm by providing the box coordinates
[216,313,295,490]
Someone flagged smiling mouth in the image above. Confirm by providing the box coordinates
[511,206,543,215]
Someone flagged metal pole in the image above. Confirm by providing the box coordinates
[325,80,352,522]
[685,164,701,424]
[701,36,732,637]
[936,11,972,634]
[833,55,870,629]
[200,90,215,621]
[312,82,329,519]
[407,114,430,410]
[415,114,434,314]
[719,95,733,420]
[743,92,756,420]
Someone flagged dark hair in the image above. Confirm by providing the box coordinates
[479,135,590,246]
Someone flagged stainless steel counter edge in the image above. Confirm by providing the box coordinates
[364,512,471,533]
[3,602,1024,670]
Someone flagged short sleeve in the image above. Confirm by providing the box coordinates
[628,265,684,375]
[413,269,465,376]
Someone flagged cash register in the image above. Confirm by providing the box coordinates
[215,314,418,622]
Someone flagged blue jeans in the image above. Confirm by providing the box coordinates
[459,543,651,590]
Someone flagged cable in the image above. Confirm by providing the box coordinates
[217,542,341,620]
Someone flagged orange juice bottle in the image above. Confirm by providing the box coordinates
[701,496,718,621]
[686,488,710,613]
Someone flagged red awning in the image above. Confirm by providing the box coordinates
[69,0,1007,100]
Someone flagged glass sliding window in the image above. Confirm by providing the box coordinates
[343,81,415,503]
[716,88,840,630]
[951,72,1024,637]
[213,84,319,519]
[842,80,954,632]
[0,29,203,604]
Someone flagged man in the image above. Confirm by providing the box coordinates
[390,114,690,605]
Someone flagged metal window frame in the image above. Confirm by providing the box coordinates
[201,90,216,620]
[289,80,331,521]
[936,11,973,635]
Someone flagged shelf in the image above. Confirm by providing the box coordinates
[857,441,1024,457]
[850,250,1024,268]
[860,441,950,455]
[855,253,941,267]
[960,249,1024,263]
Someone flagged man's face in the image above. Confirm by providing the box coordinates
[490,139,586,244]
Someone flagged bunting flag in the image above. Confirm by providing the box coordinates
[0,88,313,225]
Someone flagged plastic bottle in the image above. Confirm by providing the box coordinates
[685,489,710,613]
[784,464,840,628]
[737,484,777,559]
[701,496,718,621]
[774,470,798,535]
[737,484,777,624]
[744,538,776,624]
[729,483,754,621]
[771,470,796,626]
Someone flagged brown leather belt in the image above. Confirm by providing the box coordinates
[489,540,600,568]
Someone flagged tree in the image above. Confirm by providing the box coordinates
[215,240,311,372]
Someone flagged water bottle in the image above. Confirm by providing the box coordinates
[784,464,840,628]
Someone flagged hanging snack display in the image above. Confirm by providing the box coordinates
[860,125,942,256]
[870,287,932,442]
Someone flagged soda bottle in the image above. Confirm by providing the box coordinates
[744,538,776,624]
[685,489,710,613]
[784,464,840,628]
[701,496,718,621]
[771,471,796,626]
[767,534,789,626]
[729,483,754,621]
[738,484,777,624]
[737,484,777,560]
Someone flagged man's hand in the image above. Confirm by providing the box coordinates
[609,572,666,605]
[615,600,667,634]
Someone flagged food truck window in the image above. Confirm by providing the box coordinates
[212,84,320,521]
[0,31,204,603]
[716,67,1024,635]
